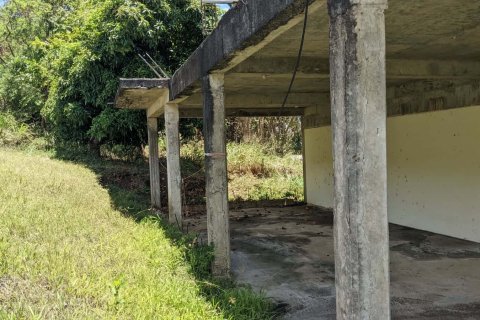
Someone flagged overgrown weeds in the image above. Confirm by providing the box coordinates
[173,139,304,203]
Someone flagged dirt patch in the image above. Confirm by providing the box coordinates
[0,275,93,318]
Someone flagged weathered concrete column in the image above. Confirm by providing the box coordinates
[301,115,307,203]
[165,103,182,227]
[147,117,161,209]
[202,73,230,277]
[328,0,390,319]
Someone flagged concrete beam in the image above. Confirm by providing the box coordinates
[183,92,330,108]
[328,0,390,318]
[165,103,182,228]
[170,0,326,100]
[230,57,480,80]
[147,117,161,209]
[387,80,480,117]
[202,73,231,277]
[178,107,305,118]
[303,80,480,129]
[147,90,169,118]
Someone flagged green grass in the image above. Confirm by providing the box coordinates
[0,148,274,319]
[226,142,304,201]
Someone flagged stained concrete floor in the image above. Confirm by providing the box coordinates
[186,206,480,319]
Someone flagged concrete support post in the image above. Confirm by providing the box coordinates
[202,73,231,277]
[301,115,307,203]
[328,0,390,319]
[147,117,161,209]
[165,103,182,227]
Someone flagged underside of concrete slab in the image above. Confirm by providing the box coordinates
[186,206,480,320]
[168,0,480,119]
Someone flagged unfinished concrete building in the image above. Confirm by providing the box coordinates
[116,0,480,318]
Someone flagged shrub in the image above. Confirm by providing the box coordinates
[0,0,211,147]
[0,112,33,146]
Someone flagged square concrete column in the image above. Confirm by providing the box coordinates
[147,117,161,209]
[301,116,307,203]
[328,0,390,319]
[202,73,231,277]
[165,103,182,227]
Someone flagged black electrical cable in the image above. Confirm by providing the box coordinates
[279,0,309,114]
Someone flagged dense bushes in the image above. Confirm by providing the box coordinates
[0,0,207,147]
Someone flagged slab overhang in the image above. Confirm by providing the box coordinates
[115,78,169,110]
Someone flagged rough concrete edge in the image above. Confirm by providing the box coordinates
[114,78,170,109]
[169,0,318,101]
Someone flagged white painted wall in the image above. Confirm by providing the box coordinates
[304,126,334,208]
[304,105,480,243]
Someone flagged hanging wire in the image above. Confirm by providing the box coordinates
[279,0,309,113]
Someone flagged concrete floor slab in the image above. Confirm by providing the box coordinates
[186,206,480,319]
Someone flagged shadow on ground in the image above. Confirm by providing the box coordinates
[52,146,278,320]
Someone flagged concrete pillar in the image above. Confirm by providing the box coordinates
[165,103,182,227]
[202,73,231,277]
[147,117,161,209]
[328,0,390,319]
[301,116,307,203]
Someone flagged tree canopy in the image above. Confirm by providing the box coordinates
[0,0,207,147]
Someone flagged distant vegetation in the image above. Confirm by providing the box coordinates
[166,139,304,204]
[0,0,207,147]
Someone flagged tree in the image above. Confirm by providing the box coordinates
[0,0,208,147]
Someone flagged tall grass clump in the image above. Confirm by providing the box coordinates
[165,139,304,202]
[226,142,304,202]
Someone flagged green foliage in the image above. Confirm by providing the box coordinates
[0,111,33,146]
[89,107,148,145]
[171,139,305,203]
[227,117,303,155]
[0,58,48,123]
[227,142,304,201]
[0,0,208,146]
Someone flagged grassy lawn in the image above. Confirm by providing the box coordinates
[0,148,274,319]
